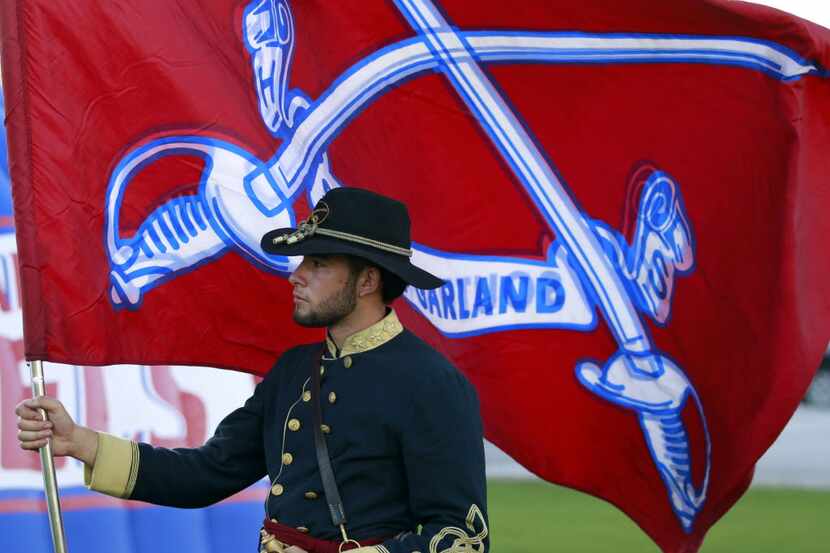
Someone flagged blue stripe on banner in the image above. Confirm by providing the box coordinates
[207,503,265,553]
[0,514,53,553]
[0,499,263,553]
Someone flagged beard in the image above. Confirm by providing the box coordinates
[293,275,358,328]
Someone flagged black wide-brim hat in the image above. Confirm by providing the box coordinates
[261,187,444,290]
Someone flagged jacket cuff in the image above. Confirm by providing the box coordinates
[83,432,139,498]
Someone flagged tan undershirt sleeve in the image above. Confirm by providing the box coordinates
[83,432,139,499]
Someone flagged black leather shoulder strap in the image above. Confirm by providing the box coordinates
[311,346,347,527]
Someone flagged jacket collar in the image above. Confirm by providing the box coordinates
[326,309,403,357]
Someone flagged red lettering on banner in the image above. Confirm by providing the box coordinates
[0,253,14,312]
[140,366,207,448]
[11,253,20,310]
[0,284,9,313]
[82,366,109,432]
[0,252,21,313]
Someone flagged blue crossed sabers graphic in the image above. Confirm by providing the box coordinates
[103,0,827,532]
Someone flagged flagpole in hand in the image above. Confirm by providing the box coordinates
[28,360,69,553]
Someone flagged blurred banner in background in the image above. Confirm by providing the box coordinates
[0,88,265,549]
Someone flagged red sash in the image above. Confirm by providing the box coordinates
[261,519,389,553]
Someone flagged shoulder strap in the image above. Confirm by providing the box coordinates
[311,346,347,528]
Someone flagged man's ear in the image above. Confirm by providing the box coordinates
[357,266,382,298]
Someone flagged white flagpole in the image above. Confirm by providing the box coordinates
[28,360,69,553]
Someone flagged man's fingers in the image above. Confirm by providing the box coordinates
[19,438,49,450]
[18,426,53,449]
[18,429,53,443]
[14,398,67,454]
[14,403,43,420]
[25,397,63,412]
[17,418,53,432]
[15,398,63,420]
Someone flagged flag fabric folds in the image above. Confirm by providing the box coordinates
[1,1,829,551]
[0,86,266,553]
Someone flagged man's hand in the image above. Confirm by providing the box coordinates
[15,397,99,465]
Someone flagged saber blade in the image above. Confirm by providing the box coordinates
[393,0,650,353]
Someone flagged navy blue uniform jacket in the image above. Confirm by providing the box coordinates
[127,313,489,553]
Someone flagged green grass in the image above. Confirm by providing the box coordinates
[487,480,830,552]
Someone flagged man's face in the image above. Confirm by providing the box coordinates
[288,255,359,327]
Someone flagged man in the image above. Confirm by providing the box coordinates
[16,187,489,553]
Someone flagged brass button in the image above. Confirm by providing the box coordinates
[302,390,311,402]
[320,365,326,376]
[296,526,309,534]
[320,424,331,434]
[343,356,353,368]
[288,418,301,431]
[271,483,284,496]
[269,518,278,523]
[303,491,319,500]
[328,392,337,404]
[282,452,293,465]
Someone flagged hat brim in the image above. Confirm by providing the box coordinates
[261,228,445,290]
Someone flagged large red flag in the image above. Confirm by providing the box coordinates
[2,1,829,551]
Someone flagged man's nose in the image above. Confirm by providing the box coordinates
[288,259,306,286]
